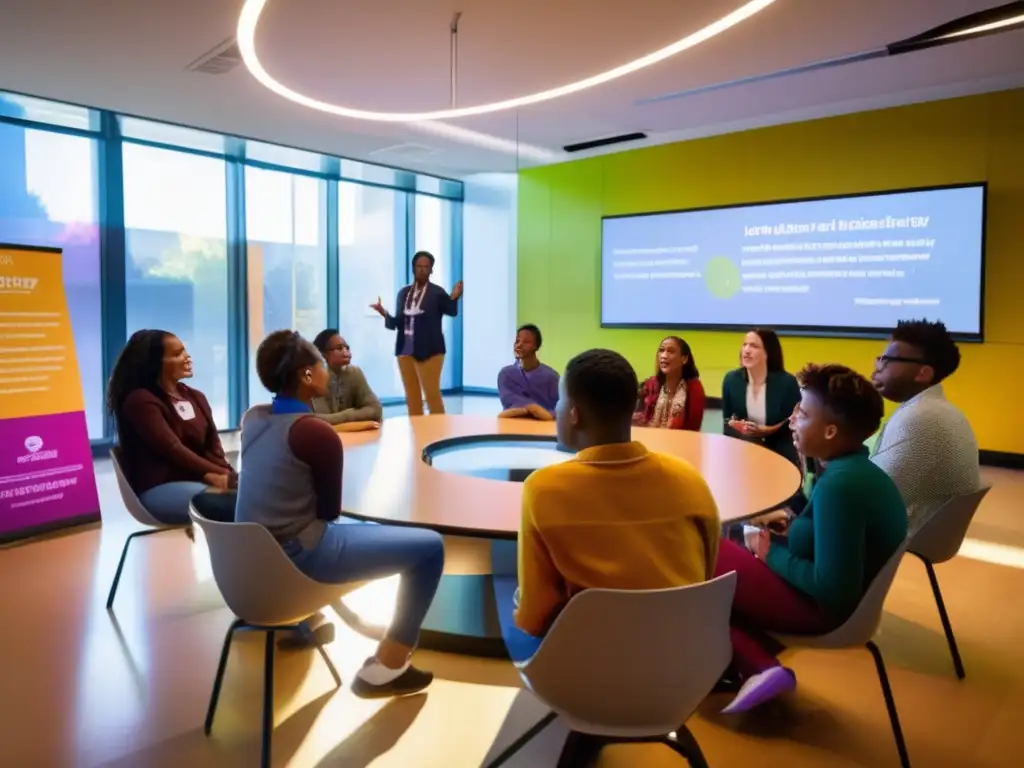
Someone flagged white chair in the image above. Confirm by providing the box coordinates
[190,506,366,768]
[772,541,912,768]
[486,572,737,768]
[907,487,991,679]
[106,447,187,610]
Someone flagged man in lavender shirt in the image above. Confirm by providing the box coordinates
[497,324,560,420]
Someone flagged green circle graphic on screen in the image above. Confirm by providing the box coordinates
[704,256,741,299]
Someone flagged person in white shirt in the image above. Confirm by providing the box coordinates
[870,319,980,529]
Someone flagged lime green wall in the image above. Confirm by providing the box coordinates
[518,89,1024,454]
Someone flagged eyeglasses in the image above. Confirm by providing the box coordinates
[875,354,926,369]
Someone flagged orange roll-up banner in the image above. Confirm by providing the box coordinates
[0,244,100,540]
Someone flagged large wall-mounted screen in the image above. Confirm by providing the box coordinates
[600,184,986,339]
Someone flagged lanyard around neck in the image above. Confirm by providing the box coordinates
[404,284,428,334]
[405,283,427,312]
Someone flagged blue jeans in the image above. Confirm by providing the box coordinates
[492,552,545,664]
[138,482,237,525]
[285,522,445,648]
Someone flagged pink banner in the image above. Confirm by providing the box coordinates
[1,244,100,540]
[0,411,100,536]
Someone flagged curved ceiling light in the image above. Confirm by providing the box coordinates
[639,0,1024,105]
[237,0,778,123]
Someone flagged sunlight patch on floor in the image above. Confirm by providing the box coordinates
[190,525,214,583]
[342,575,400,627]
[958,537,1024,569]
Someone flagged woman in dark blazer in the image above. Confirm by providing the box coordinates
[370,251,462,415]
[721,329,801,466]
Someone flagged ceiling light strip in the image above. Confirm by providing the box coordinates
[237,0,778,122]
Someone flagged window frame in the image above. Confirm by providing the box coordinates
[0,87,464,453]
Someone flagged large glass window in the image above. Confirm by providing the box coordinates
[461,173,518,389]
[338,183,407,399]
[123,144,230,427]
[0,93,98,131]
[3,89,463,444]
[245,167,328,407]
[414,195,457,390]
[0,106,103,438]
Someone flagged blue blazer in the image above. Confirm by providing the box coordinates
[385,282,459,361]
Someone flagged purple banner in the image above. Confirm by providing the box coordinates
[0,411,100,536]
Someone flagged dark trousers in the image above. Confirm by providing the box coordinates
[191,490,238,523]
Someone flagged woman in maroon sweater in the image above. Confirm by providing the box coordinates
[107,329,236,523]
[632,336,706,431]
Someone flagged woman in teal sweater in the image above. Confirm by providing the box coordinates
[714,363,907,714]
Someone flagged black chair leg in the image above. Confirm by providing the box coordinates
[922,558,965,679]
[204,618,244,734]
[866,641,911,768]
[557,731,606,768]
[316,644,342,688]
[484,711,557,768]
[664,724,710,768]
[261,630,276,768]
[106,528,164,610]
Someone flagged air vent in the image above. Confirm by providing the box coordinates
[563,132,648,153]
[370,143,442,159]
[186,38,242,75]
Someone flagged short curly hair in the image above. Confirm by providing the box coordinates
[255,330,321,395]
[564,348,639,424]
[412,250,435,268]
[517,324,543,349]
[891,319,960,383]
[797,363,884,443]
[312,328,339,357]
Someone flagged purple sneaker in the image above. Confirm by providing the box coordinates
[720,666,796,714]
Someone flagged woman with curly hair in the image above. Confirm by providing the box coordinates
[715,363,907,714]
[236,330,444,698]
[106,329,236,523]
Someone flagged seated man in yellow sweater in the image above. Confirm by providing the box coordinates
[511,348,721,655]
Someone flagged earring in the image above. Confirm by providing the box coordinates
[304,369,312,382]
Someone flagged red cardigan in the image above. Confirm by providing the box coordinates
[634,376,706,431]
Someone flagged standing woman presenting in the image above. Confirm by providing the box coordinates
[371,251,462,415]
